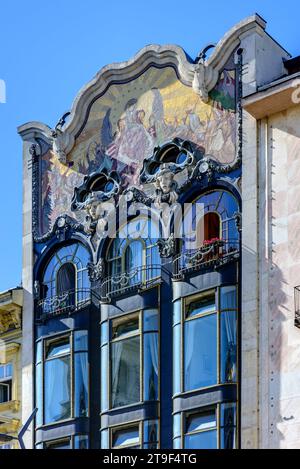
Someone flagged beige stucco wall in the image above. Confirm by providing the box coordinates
[256,105,300,448]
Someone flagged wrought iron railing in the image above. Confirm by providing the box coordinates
[37,288,92,320]
[173,239,240,280]
[294,286,300,328]
[100,265,161,302]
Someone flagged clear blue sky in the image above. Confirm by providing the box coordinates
[0,0,299,291]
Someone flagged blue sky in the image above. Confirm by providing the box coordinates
[0,0,299,291]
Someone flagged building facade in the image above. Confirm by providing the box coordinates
[17,14,300,449]
[0,288,23,449]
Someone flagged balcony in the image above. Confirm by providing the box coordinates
[100,265,161,302]
[173,239,240,280]
[36,288,92,322]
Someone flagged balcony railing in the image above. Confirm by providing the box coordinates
[36,288,92,321]
[100,265,161,302]
[173,239,240,280]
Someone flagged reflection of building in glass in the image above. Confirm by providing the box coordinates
[0,288,22,450]
[15,14,300,449]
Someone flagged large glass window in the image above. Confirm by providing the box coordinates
[109,310,159,409]
[179,286,237,393]
[111,315,140,408]
[44,337,71,423]
[38,331,89,426]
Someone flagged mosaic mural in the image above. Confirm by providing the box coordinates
[40,65,237,236]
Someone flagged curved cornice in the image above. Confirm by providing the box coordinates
[18,14,267,157]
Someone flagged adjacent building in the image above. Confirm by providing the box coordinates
[16,14,300,449]
[0,288,22,449]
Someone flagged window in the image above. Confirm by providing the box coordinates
[109,420,159,449]
[44,337,71,423]
[174,403,237,449]
[37,331,89,426]
[107,218,161,295]
[112,425,140,449]
[184,291,217,391]
[109,309,159,409]
[111,315,140,408]
[0,364,13,404]
[41,243,90,314]
[46,439,71,450]
[41,435,89,450]
[175,286,237,393]
[0,443,12,450]
[183,190,239,252]
[185,409,217,449]
[203,212,220,242]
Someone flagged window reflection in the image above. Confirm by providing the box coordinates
[111,316,140,409]
[185,410,217,449]
[112,426,140,449]
[42,332,89,425]
[184,314,217,391]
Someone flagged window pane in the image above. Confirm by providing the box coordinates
[74,331,88,352]
[220,403,236,449]
[184,314,217,391]
[185,430,217,449]
[186,294,215,318]
[173,300,181,326]
[101,344,108,412]
[143,309,159,332]
[0,383,9,403]
[113,427,139,448]
[186,411,216,433]
[36,363,43,427]
[101,429,109,449]
[45,356,71,423]
[220,403,237,427]
[46,440,71,449]
[220,286,237,310]
[57,262,76,295]
[46,338,70,358]
[0,364,12,380]
[221,311,237,383]
[75,353,89,417]
[144,333,158,401]
[173,414,181,439]
[144,420,158,445]
[36,342,42,364]
[173,437,182,449]
[111,336,140,408]
[112,317,139,339]
[74,435,89,449]
[173,324,181,394]
[101,322,108,346]
[125,240,143,272]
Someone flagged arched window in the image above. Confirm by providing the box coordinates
[41,243,90,314]
[106,218,160,294]
[183,189,239,253]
